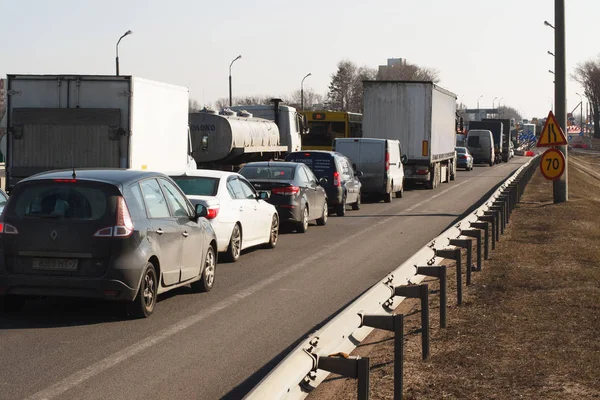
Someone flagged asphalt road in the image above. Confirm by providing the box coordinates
[0,157,528,400]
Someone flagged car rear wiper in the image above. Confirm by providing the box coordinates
[26,214,61,219]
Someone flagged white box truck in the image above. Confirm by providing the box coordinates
[2,75,195,192]
[363,81,457,189]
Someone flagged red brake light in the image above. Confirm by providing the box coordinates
[53,179,77,183]
[206,206,219,219]
[460,155,468,159]
[272,186,300,195]
[304,153,311,156]
[0,222,18,235]
[333,172,341,187]
[94,196,133,238]
[385,151,390,171]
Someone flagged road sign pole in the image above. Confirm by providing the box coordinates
[553,0,568,203]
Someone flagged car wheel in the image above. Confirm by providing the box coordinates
[336,196,347,216]
[352,192,361,210]
[384,190,392,203]
[191,245,216,293]
[128,262,157,318]
[297,206,309,233]
[1,295,26,313]
[316,201,328,226]
[395,182,404,198]
[265,214,279,248]
[225,224,242,262]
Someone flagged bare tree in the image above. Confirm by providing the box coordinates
[189,99,202,113]
[289,88,324,110]
[572,58,600,138]
[377,61,440,83]
[214,96,292,111]
[497,106,523,122]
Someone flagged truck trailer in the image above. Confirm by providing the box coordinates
[3,74,195,192]
[362,81,457,189]
[483,118,512,162]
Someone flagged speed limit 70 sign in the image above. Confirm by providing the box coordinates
[540,148,566,180]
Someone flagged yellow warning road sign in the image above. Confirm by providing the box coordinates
[540,148,566,180]
[536,111,568,147]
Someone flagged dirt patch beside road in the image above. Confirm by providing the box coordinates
[309,153,600,399]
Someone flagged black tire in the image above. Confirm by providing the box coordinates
[297,206,309,233]
[1,295,26,313]
[384,190,392,203]
[395,181,404,198]
[265,214,279,248]
[316,201,328,226]
[450,164,456,181]
[191,245,216,293]
[225,224,242,262]
[352,192,361,210]
[336,197,347,216]
[128,262,157,318]
[489,160,494,167]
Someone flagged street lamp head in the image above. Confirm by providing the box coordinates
[547,50,555,56]
[549,70,555,74]
[125,30,132,36]
[543,20,555,29]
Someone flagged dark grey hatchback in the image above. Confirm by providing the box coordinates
[0,169,218,318]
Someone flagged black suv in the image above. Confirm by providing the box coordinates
[284,151,362,216]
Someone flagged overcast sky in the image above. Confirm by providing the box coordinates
[2,0,597,118]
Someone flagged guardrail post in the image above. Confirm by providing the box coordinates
[393,284,429,360]
[489,205,505,235]
[449,238,474,285]
[470,222,489,261]
[478,215,496,249]
[416,266,447,328]
[359,314,404,400]
[316,355,370,400]
[497,195,509,225]
[435,248,462,305]
[483,210,500,242]
[460,229,482,271]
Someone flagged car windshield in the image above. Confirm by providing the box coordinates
[170,176,219,196]
[7,181,114,221]
[239,166,295,180]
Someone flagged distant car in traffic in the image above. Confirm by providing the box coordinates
[239,161,328,232]
[455,147,474,170]
[169,170,279,262]
[285,151,362,216]
[0,169,218,318]
[509,142,515,159]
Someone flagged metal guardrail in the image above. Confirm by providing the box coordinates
[245,156,540,400]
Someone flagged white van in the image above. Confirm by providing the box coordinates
[466,130,495,167]
[333,138,405,203]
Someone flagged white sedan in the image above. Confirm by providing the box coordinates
[168,170,279,262]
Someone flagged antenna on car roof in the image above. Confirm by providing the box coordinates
[71,149,77,179]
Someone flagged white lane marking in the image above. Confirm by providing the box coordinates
[25,164,514,400]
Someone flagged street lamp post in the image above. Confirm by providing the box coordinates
[115,30,132,76]
[229,55,242,107]
[477,95,483,110]
[498,97,504,116]
[492,96,498,110]
[301,73,312,111]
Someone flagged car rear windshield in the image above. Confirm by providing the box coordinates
[239,166,295,180]
[456,147,466,154]
[285,153,334,178]
[7,180,117,221]
[170,176,219,196]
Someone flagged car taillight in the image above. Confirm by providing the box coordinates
[206,206,219,219]
[460,155,468,159]
[333,172,341,187]
[0,221,19,235]
[272,186,300,195]
[94,196,134,238]
[385,151,390,171]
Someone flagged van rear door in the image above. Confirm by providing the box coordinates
[356,140,385,193]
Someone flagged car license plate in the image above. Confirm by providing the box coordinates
[32,258,79,272]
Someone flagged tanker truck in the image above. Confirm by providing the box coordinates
[190,98,305,169]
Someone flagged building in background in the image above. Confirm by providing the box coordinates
[378,58,408,76]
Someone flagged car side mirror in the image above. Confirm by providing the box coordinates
[319,177,328,185]
[355,170,364,177]
[401,155,408,164]
[257,191,270,200]
[352,163,358,171]
[195,204,208,219]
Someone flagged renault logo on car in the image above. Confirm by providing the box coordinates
[50,230,58,240]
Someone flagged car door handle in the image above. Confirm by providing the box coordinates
[182,231,189,238]
[156,228,164,235]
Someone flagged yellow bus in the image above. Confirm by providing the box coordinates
[301,111,363,150]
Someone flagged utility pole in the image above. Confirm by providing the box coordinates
[553,0,568,203]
